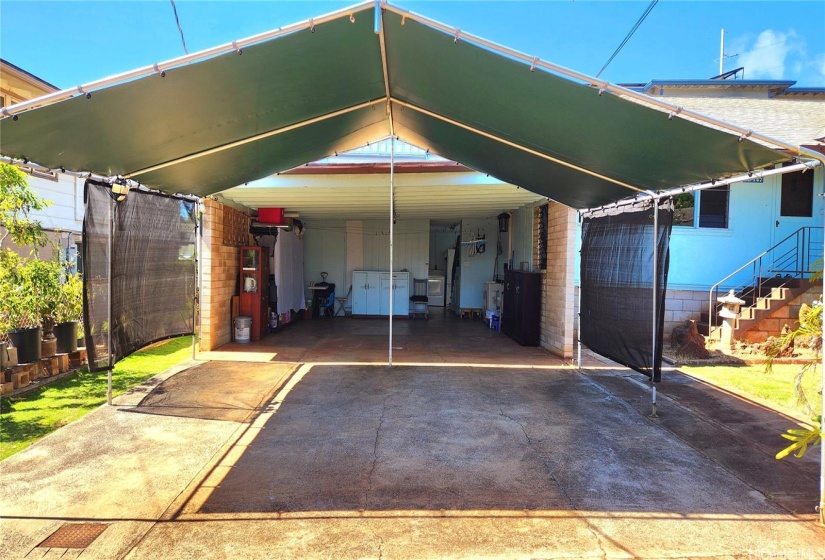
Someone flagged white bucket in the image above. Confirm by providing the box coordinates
[235,316,252,344]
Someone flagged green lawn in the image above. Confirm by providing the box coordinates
[680,362,823,421]
[0,336,192,460]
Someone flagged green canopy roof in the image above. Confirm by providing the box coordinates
[0,2,790,209]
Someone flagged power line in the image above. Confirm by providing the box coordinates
[595,0,659,79]
[169,0,189,55]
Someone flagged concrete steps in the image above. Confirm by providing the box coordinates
[698,277,813,341]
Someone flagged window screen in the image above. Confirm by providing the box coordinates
[698,186,729,228]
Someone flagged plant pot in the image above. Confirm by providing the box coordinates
[8,326,42,364]
[41,337,57,359]
[54,321,79,354]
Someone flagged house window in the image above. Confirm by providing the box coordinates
[0,95,5,108]
[781,169,814,217]
[698,186,729,228]
[673,186,729,229]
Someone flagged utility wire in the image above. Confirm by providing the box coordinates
[595,0,659,79]
[170,0,189,55]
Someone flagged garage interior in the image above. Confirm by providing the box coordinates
[202,142,551,357]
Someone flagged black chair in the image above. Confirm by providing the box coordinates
[410,278,429,319]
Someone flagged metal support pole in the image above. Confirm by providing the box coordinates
[577,211,583,370]
[191,206,200,361]
[107,194,114,406]
[719,29,725,76]
[650,196,659,418]
[820,192,824,525]
[388,136,395,367]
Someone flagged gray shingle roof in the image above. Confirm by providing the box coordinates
[655,96,825,149]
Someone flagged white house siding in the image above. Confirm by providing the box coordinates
[302,218,430,305]
[27,173,83,233]
[3,172,84,262]
[361,219,429,280]
[302,219,349,291]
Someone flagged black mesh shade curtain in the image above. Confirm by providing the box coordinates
[83,181,196,372]
[580,199,673,381]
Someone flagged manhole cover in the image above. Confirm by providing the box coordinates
[39,523,108,548]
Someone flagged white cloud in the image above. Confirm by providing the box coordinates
[815,54,825,85]
[737,29,800,80]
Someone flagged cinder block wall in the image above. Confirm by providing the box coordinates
[664,290,710,339]
[534,202,576,359]
[200,199,245,351]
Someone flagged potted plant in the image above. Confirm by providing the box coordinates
[0,250,45,363]
[54,270,83,354]
[0,162,54,364]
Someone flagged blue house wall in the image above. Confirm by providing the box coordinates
[668,166,824,291]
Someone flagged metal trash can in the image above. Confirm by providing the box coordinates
[235,316,252,344]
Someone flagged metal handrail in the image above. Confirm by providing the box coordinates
[708,226,824,335]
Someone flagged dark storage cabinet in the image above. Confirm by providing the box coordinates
[502,269,541,346]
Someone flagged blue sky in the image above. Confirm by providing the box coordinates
[1,1,824,90]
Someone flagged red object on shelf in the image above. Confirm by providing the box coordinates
[258,207,284,225]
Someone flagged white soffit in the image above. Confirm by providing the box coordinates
[218,171,545,221]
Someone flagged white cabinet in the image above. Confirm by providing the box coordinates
[379,272,409,316]
[352,271,409,316]
[352,271,381,316]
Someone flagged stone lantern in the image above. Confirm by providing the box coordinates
[717,289,745,349]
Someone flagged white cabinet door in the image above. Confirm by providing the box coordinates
[351,271,368,315]
[378,273,392,316]
[379,272,409,316]
[394,272,409,316]
[354,271,405,316]
[365,271,381,315]
[352,271,381,315]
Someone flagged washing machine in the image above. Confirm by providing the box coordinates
[427,273,445,307]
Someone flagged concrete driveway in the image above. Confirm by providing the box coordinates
[1,345,823,559]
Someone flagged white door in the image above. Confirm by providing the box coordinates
[772,170,819,274]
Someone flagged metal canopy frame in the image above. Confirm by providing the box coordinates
[0,1,814,205]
